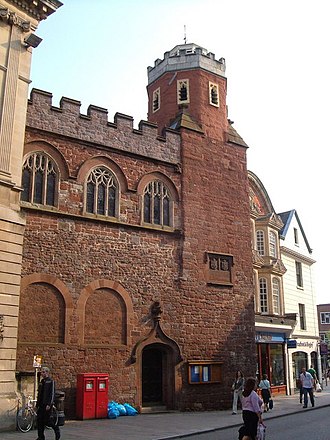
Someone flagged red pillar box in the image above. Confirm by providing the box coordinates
[95,374,109,418]
[76,374,96,420]
[76,373,109,420]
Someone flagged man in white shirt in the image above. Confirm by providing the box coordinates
[300,367,315,408]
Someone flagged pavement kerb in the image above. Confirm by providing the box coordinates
[156,401,330,440]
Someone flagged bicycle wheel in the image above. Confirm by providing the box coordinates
[46,406,58,429]
[17,407,34,432]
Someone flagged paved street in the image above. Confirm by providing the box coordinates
[2,384,330,440]
[185,407,330,440]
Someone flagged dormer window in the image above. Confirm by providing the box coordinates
[209,82,219,107]
[152,88,160,112]
[177,79,190,104]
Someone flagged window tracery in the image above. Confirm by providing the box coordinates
[21,152,57,206]
[86,167,117,217]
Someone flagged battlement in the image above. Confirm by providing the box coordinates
[148,43,226,85]
[26,88,181,164]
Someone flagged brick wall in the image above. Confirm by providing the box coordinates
[17,62,256,415]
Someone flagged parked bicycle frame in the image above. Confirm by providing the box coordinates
[17,395,58,433]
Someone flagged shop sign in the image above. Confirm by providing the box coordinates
[287,339,297,349]
[255,332,285,343]
[296,341,314,349]
[320,342,328,355]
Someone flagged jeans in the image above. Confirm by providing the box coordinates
[232,389,242,412]
[303,387,314,407]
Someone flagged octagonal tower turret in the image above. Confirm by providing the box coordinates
[147,43,227,139]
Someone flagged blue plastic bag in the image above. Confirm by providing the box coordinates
[124,403,138,416]
[116,403,127,416]
[107,401,120,419]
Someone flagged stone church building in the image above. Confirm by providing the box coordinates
[16,43,256,416]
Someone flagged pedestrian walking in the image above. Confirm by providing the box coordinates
[300,367,315,409]
[238,377,263,440]
[308,364,317,390]
[258,374,271,412]
[231,370,244,415]
[36,366,61,440]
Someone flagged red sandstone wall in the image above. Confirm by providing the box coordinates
[17,80,256,416]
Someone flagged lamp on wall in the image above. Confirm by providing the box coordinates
[24,33,42,48]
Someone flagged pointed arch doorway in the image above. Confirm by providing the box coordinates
[142,344,168,406]
[131,301,183,410]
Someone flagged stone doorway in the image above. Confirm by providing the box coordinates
[142,346,163,404]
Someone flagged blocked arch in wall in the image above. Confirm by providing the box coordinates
[77,279,134,346]
[20,274,73,344]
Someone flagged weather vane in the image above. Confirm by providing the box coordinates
[184,25,187,44]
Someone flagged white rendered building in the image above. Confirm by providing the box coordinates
[279,210,320,394]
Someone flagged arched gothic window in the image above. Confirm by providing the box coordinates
[21,152,57,206]
[86,167,118,217]
[143,180,171,226]
[259,278,268,313]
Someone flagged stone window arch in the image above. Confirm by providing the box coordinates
[85,166,119,217]
[143,180,171,226]
[21,151,59,206]
[137,172,179,230]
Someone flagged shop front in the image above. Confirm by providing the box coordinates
[287,338,320,394]
[256,332,287,395]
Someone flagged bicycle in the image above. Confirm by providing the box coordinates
[17,395,59,433]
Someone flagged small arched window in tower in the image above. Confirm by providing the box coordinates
[209,82,219,107]
[21,152,58,206]
[143,180,171,227]
[152,87,160,113]
[86,167,117,217]
[177,79,190,104]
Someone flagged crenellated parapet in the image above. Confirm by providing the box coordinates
[148,43,226,85]
[26,88,181,164]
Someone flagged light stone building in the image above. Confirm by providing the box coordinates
[0,0,61,431]
[249,172,320,396]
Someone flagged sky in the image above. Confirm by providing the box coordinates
[30,0,329,304]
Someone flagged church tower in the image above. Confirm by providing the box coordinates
[147,43,256,393]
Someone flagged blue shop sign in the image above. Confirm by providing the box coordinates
[255,332,286,343]
[287,339,297,349]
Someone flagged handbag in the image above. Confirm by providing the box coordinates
[257,423,266,440]
[316,381,322,392]
[268,398,273,410]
